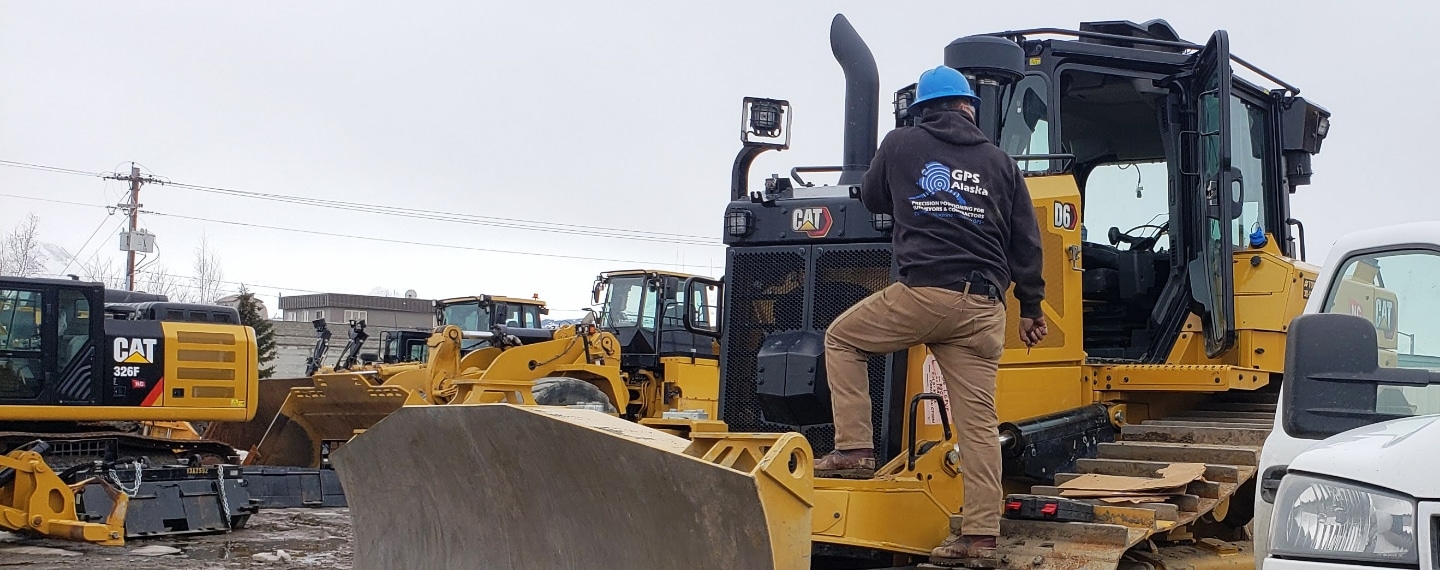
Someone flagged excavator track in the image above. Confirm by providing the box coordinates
[0,430,240,470]
[924,392,1276,570]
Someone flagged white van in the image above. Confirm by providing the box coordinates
[1257,221,1440,570]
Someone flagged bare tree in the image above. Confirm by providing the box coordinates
[369,286,400,297]
[139,264,192,301]
[80,256,126,289]
[0,213,46,277]
[191,235,226,304]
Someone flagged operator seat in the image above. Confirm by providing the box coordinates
[1082,241,1122,302]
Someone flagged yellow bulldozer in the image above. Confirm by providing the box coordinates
[332,14,1334,570]
[0,277,260,545]
[243,269,723,468]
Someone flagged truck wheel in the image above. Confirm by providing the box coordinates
[532,377,617,413]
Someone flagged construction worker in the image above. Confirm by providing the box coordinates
[812,65,1048,567]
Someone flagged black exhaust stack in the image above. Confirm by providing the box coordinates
[830,14,879,186]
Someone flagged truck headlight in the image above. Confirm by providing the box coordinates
[1270,473,1416,565]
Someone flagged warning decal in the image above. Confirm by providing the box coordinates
[922,354,954,425]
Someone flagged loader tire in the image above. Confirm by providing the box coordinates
[532,377,617,413]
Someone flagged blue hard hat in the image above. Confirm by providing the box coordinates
[909,65,979,112]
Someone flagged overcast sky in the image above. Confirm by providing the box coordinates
[2,1,1435,318]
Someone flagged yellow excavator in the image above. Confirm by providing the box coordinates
[0,276,259,545]
[332,14,1333,570]
[244,269,723,468]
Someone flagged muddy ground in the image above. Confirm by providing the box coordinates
[0,508,351,569]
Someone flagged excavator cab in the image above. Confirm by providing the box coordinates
[0,276,256,421]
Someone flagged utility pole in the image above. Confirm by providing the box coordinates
[105,163,162,291]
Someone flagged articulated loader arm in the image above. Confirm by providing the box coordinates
[332,404,813,570]
[0,442,127,545]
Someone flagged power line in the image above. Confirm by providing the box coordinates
[0,158,721,246]
[0,191,708,269]
[139,209,701,268]
[162,180,719,245]
[57,210,119,275]
[0,160,106,178]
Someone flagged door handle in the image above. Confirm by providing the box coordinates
[1067,245,1084,272]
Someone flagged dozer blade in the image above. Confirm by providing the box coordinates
[333,404,815,570]
[202,376,313,450]
[250,373,412,467]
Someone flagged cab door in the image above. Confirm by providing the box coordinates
[1181,32,1238,357]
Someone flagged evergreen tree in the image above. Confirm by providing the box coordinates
[236,286,277,379]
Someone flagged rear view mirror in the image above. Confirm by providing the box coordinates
[682,277,723,339]
[591,276,605,306]
[1282,313,1440,440]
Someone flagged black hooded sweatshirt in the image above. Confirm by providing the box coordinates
[860,109,1046,319]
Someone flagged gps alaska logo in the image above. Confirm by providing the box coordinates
[114,337,158,364]
[792,206,832,238]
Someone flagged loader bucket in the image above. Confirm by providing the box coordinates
[249,373,413,467]
[333,404,815,570]
[202,376,312,451]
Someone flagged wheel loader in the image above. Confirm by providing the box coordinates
[0,276,260,545]
[245,269,723,468]
[332,13,1335,570]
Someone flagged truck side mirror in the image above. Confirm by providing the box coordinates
[1282,313,1440,440]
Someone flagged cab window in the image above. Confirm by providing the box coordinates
[56,289,91,372]
[0,289,44,399]
[1322,250,1440,416]
[998,74,1051,172]
[1229,96,1271,248]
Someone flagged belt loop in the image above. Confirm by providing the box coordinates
[963,281,972,295]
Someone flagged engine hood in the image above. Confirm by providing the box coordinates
[1288,414,1440,499]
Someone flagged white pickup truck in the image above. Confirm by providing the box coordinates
[1256,221,1440,570]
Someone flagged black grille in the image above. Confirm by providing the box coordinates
[813,248,892,328]
[720,249,806,437]
[719,245,897,460]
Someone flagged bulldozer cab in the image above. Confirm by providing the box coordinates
[435,295,546,351]
[592,270,720,372]
[926,25,1327,362]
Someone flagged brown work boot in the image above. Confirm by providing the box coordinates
[813,448,875,479]
[929,534,998,568]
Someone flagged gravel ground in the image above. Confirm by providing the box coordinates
[0,508,351,569]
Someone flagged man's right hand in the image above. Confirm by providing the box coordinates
[1020,315,1048,347]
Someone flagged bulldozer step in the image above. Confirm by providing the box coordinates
[1095,441,1258,465]
[1141,419,1272,429]
[1170,410,1274,421]
[1073,458,1246,483]
[1118,424,1270,446]
[1191,402,1277,413]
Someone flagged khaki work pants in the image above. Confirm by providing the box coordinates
[826,282,1006,536]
